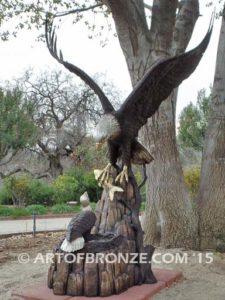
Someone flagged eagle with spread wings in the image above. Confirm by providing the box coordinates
[46,17,213,186]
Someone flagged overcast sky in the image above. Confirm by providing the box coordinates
[0,1,221,122]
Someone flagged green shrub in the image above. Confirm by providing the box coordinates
[26,204,48,215]
[135,170,146,202]
[0,206,12,216]
[3,176,54,206]
[140,201,146,212]
[83,172,101,202]
[66,168,101,202]
[11,208,30,217]
[0,206,30,217]
[53,175,79,203]
[184,166,201,197]
[51,204,76,214]
[0,186,12,205]
[26,180,54,206]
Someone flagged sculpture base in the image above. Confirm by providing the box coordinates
[12,269,182,300]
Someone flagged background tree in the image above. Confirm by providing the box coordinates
[21,69,101,177]
[178,89,210,151]
[0,88,36,176]
[197,7,225,250]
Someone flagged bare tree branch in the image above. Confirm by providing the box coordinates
[0,167,52,179]
[52,3,104,18]
[0,150,18,167]
[37,140,49,154]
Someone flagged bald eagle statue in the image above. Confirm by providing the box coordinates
[60,210,96,253]
[46,17,213,185]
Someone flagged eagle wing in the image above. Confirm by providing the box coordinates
[66,210,96,242]
[45,19,115,114]
[116,20,213,136]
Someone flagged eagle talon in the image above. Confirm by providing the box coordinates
[94,163,112,186]
[115,165,129,184]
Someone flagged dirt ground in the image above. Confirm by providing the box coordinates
[0,234,225,300]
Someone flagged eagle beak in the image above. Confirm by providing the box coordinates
[96,142,103,150]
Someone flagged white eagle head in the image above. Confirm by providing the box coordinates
[93,114,120,148]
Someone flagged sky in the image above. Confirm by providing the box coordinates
[0,1,221,122]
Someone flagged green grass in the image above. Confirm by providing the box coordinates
[0,204,79,217]
[50,204,80,214]
[0,206,30,218]
[0,206,12,216]
[11,208,30,218]
[26,205,48,215]
[90,202,96,211]
[0,202,97,218]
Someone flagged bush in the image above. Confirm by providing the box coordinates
[0,186,12,205]
[184,166,201,198]
[11,208,30,218]
[51,204,77,214]
[53,175,79,203]
[26,180,54,206]
[0,206,12,216]
[135,170,146,202]
[3,176,54,206]
[26,204,48,215]
[0,206,30,217]
[140,201,146,212]
[66,168,101,202]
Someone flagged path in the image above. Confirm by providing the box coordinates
[0,217,71,235]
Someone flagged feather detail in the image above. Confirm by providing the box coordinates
[60,237,85,253]
[131,141,154,165]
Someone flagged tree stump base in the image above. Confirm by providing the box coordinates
[48,175,156,296]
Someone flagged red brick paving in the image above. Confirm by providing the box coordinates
[12,268,183,300]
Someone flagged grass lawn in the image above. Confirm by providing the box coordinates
[0,203,95,218]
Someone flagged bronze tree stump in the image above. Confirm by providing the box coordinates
[47,173,156,297]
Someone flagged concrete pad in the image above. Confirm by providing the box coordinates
[12,269,182,300]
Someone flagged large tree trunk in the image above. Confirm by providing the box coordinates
[141,97,197,248]
[197,12,225,250]
[105,0,199,247]
[37,140,63,178]
[49,153,63,178]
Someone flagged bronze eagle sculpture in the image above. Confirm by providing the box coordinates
[46,17,213,186]
[60,210,97,252]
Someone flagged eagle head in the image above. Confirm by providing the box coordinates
[93,114,120,148]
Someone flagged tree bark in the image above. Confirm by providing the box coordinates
[104,0,199,247]
[197,12,225,250]
[48,153,63,178]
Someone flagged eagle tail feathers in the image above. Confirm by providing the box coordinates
[131,141,154,165]
[60,236,85,253]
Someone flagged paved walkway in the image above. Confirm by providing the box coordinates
[0,217,71,235]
